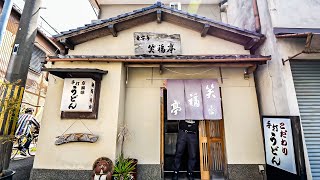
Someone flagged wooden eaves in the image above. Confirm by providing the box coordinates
[41,68,107,80]
[53,2,266,54]
[47,54,271,66]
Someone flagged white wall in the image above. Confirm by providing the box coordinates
[268,0,320,28]
[124,67,265,165]
[69,22,248,56]
[33,62,125,170]
[226,0,255,31]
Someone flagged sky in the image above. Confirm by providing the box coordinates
[13,0,97,36]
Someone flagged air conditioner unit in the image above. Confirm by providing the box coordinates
[169,2,182,10]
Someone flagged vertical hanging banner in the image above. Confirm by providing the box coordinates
[201,79,222,120]
[167,80,185,120]
[263,117,297,174]
[184,80,204,120]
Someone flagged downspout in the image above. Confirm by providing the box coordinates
[219,0,228,24]
[252,0,261,33]
[0,0,14,45]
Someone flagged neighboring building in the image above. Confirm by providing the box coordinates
[0,0,59,120]
[224,0,320,179]
[31,1,273,180]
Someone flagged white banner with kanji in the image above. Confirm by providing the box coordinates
[60,78,95,112]
[263,117,297,174]
[201,79,222,120]
[167,80,185,120]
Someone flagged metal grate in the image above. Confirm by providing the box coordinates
[29,46,45,74]
[291,60,320,179]
[0,11,19,79]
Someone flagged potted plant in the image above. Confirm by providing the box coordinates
[0,80,21,179]
[113,153,136,180]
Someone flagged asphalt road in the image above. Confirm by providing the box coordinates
[9,157,34,180]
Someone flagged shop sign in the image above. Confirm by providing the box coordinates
[167,79,222,120]
[134,32,181,56]
[263,117,297,174]
[60,78,95,112]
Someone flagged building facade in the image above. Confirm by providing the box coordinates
[0,0,59,120]
[31,0,318,179]
[223,0,320,179]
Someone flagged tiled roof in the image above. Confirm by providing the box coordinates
[54,2,263,39]
[53,2,266,53]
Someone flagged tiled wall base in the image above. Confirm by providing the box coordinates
[30,164,161,180]
[31,164,264,180]
[30,169,92,180]
[137,164,161,180]
[227,164,266,180]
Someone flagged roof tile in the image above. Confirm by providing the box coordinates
[53,2,264,47]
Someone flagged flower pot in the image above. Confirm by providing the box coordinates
[128,158,138,180]
[0,170,15,180]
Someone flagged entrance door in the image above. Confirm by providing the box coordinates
[161,89,201,179]
[199,120,225,179]
[161,89,226,179]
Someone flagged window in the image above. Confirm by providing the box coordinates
[169,2,181,10]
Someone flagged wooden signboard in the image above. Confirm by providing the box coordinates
[60,78,95,112]
[134,32,181,56]
[262,116,307,180]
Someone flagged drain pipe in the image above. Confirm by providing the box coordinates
[0,0,14,45]
[252,0,261,33]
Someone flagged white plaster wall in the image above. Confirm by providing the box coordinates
[277,38,309,116]
[100,4,221,21]
[241,0,313,177]
[69,22,248,56]
[226,0,255,31]
[33,62,125,170]
[98,0,220,5]
[124,67,265,164]
[251,0,290,116]
[268,0,320,28]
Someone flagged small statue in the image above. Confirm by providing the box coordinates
[92,157,114,180]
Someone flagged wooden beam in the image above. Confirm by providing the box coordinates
[201,24,210,37]
[59,38,74,50]
[108,24,117,37]
[245,38,259,50]
[250,36,266,54]
[157,10,162,23]
[244,65,257,79]
[48,57,271,63]
[276,33,309,38]
[125,63,257,68]
[305,33,314,50]
[52,39,66,55]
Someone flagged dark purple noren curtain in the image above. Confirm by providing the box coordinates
[184,80,204,120]
[167,80,186,120]
[167,79,222,120]
[201,79,222,120]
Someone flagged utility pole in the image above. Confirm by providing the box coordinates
[0,0,13,46]
[0,0,42,176]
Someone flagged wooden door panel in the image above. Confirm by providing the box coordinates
[199,120,225,179]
